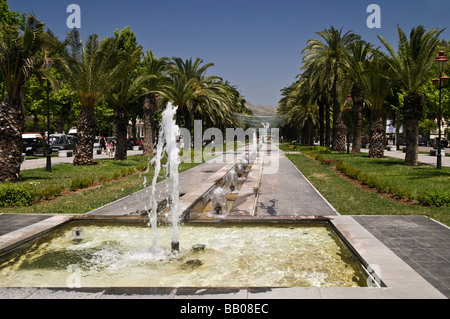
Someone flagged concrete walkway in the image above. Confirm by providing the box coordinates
[256,146,338,216]
[21,149,144,170]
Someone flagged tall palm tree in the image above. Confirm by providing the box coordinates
[360,51,396,158]
[279,78,319,145]
[302,27,361,151]
[56,30,124,165]
[141,50,170,157]
[107,26,145,160]
[300,60,332,147]
[161,57,220,131]
[379,25,444,165]
[342,41,374,154]
[106,68,149,160]
[0,15,58,181]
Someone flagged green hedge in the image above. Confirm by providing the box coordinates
[0,184,34,207]
[332,158,449,207]
[70,177,95,191]
[417,191,450,207]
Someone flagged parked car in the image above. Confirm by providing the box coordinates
[431,138,449,149]
[94,136,100,149]
[49,134,76,153]
[127,137,142,149]
[398,136,406,145]
[418,137,428,146]
[68,127,77,137]
[361,136,370,147]
[67,135,77,147]
[22,136,45,156]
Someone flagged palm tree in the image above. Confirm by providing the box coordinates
[379,25,444,165]
[56,30,124,165]
[300,59,332,147]
[302,27,361,151]
[192,79,244,129]
[105,28,145,161]
[279,78,319,145]
[0,15,58,181]
[106,68,149,160]
[360,51,396,158]
[140,50,170,157]
[160,57,220,131]
[342,41,374,153]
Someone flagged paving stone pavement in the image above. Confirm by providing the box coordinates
[353,215,450,298]
[0,214,54,237]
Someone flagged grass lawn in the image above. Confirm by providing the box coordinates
[281,144,450,227]
[0,155,199,215]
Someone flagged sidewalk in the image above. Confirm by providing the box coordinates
[256,145,338,216]
[360,147,450,167]
[21,149,144,170]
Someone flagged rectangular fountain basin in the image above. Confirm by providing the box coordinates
[0,220,369,288]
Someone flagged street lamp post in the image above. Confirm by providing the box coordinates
[44,78,52,172]
[42,57,53,173]
[432,51,448,170]
[345,94,352,154]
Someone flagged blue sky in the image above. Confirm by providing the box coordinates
[10,0,450,106]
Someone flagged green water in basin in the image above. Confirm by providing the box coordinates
[0,222,367,288]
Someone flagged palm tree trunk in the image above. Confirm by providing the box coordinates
[114,107,128,160]
[143,93,158,157]
[184,107,192,132]
[325,102,331,147]
[403,93,423,166]
[334,112,347,152]
[319,100,325,146]
[0,97,24,181]
[351,85,363,154]
[308,118,315,145]
[369,109,385,158]
[73,107,96,166]
[131,115,137,140]
[332,75,339,150]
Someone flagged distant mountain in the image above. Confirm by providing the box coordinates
[245,102,278,117]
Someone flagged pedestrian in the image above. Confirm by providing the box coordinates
[106,140,113,157]
[100,136,106,154]
[111,139,116,157]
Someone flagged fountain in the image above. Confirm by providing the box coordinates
[148,102,181,252]
[224,169,238,193]
[71,227,84,241]
[210,187,228,215]
[248,131,258,163]
[235,163,244,178]
[0,222,368,288]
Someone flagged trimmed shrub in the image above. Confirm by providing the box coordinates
[417,191,450,207]
[0,184,34,207]
[37,186,64,200]
[111,171,121,179]
[98,175,111,182]
[70,177,94,191]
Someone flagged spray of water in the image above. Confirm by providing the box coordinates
[148,102,181,252]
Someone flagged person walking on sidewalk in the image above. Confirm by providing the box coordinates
[100,136,106,154]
